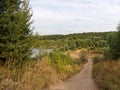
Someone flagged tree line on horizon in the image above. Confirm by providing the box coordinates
[38,30,120,60]
[37,32,114,50]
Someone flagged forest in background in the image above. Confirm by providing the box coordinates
[34,32,116,52]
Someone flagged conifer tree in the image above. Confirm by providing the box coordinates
[0,0,32,65]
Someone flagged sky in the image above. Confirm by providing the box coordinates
[30,0,120,35]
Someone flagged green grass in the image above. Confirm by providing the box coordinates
[46,51,80,80]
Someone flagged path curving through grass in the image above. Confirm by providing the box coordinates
[47,59,99,90]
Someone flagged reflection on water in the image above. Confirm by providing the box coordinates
[31,48,53,58]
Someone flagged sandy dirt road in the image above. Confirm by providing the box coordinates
[47,59,99,90]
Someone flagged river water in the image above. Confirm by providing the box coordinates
[31,48,53,58]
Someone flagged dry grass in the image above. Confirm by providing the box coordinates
[93,60,120,90]
[0,51,82,90]
[19,60,59,90]
[0,60,59,90]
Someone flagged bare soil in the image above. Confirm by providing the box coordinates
[47,59,99,90]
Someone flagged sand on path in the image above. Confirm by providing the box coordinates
[48,59,99,90]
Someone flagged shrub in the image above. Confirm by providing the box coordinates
[103,48,111,60]
[79,51,87,62]
[93,55,101,64]
[107,28,120,60]
[93,61,120,90]
[48,51,80,80]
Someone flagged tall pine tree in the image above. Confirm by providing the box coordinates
[0,0,32,66]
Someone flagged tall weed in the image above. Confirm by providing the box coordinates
[48,52,80,80]
[93,60,120,90]
[0,51,81,90]
[79,51,87,62]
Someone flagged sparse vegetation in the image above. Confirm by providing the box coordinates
[103,48,111,60]
[93,55,102,64]
[92,24,120,90]
[93,60,120,90]
[0,60,58,90]
[79,50,88,62]
[0,51,82,90]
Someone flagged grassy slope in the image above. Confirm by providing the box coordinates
[93,60,120,90]
[0,50,84,90]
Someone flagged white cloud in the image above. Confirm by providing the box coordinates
[30,0,120,35]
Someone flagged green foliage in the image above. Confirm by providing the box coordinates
[49,52,73,65]
[0,0,32,66]
[103,48,111,60]
[46,51,80,80]
[93,55,102,64]
[37,32,115,51]
[106,24,120,60]
[107,25,120,60]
